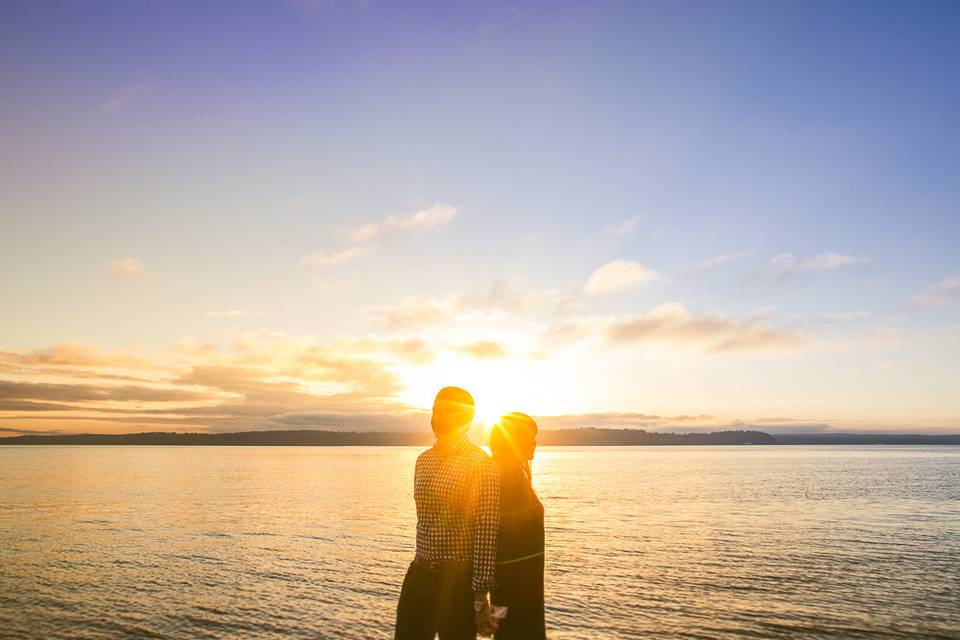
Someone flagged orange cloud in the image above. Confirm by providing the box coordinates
[454,340,509,359]
[107,257,148,279]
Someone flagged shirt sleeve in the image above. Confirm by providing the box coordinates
[471,456,500,592]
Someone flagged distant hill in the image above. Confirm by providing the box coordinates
[537,428,776,446]
[0,430,433,446]
[0,428,773,446]
[2,428,957,446]
[773,433,960,445]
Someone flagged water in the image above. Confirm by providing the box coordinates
[1,445,958,639]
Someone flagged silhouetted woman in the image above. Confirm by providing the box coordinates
[489,413,546,640]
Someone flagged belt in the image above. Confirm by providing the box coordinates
[412,556,472,573]
[496,550,544,566]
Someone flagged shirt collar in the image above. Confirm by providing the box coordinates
[433,432,470,456]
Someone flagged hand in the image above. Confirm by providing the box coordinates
[474,604,499,637]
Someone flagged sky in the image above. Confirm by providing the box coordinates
[1,0,959,435]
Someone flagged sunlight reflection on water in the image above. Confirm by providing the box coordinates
[1,445,958,639]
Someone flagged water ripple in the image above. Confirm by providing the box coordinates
[1,445,958,639]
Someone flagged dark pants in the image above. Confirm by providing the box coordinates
[395,560,475,640]
[491,557,546,640]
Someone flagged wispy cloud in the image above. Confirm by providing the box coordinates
[300,245,370,268]
[672,252,752,283]
[746,252,871,286]
[683,251,751,276]
[206,310,275,319]
[370,260,660,328]
[861,326,903,348]
[301,204,457,269]
[538,412,717,431]
[605,214,641,237]
[480,275,563,315]
[370,294,468,328]
[0,331,422,432]
[699,253,740,270]
[821,310,873,321]
[100,79,156,113]
[582,260,660,297]
[369,273,566,329]
[769,252,870,274]
[329,335,435,366]
[0,379,225,406]
[454,340,510,359]
[349,204,457,243]
[0,325,523,433]
[549,303,808,355]
[912,274,960,307]
[107,257,148,280]
[5,342,152,370]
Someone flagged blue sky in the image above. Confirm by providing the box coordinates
[1,0,958,433]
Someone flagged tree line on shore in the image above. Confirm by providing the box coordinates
[2,428,957,446]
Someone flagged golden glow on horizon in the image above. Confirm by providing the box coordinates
[396,352,570,425]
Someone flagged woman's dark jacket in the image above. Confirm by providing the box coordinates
[491,464,545,640]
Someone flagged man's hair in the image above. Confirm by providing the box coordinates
[431,386,475,436]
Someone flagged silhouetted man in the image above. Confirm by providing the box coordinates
[395,387,500,639]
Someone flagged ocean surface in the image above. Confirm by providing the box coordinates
[1,445,958,639]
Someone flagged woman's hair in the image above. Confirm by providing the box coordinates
[489,412,538,480]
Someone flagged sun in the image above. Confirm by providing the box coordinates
[472,392,513,427]
[396,352,567,427]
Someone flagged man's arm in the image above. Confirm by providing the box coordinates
[470,456,500,593]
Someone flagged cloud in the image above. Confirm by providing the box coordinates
[912,275,960,307]
[263,410,426,432]
[0,325,941,435]
[370,261,662,329]
[480,275,562,315]
[329,336,436,366]
[309,275,353,294]
[606,304,807,353]
[348,204,457,243]
[549,303,808,355]
[861,326,903,348]
[454,340,509,359]
[0,330,440,433]
[698,253,739,270]
[0,426,70,436]
[746,252,870,286]
[370,294,467,328]
[605,214,641,236]
[769,252,870,274]
[8,343,151,369]
[301,204,457,269]
[820,310,872,321]
[532,412,897,435]
[582,260,660,297]
[369,274,570,329]
[300,245,370,268]
[0,380,225,405]
[107,257,147,280]
[100,79,155,113]
[205,309,277,320]
[687,252,751,275]
[538,412,717,431]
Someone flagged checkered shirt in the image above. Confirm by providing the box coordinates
[413,434,500,592]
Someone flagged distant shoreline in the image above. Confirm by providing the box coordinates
[2,428,959,446]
